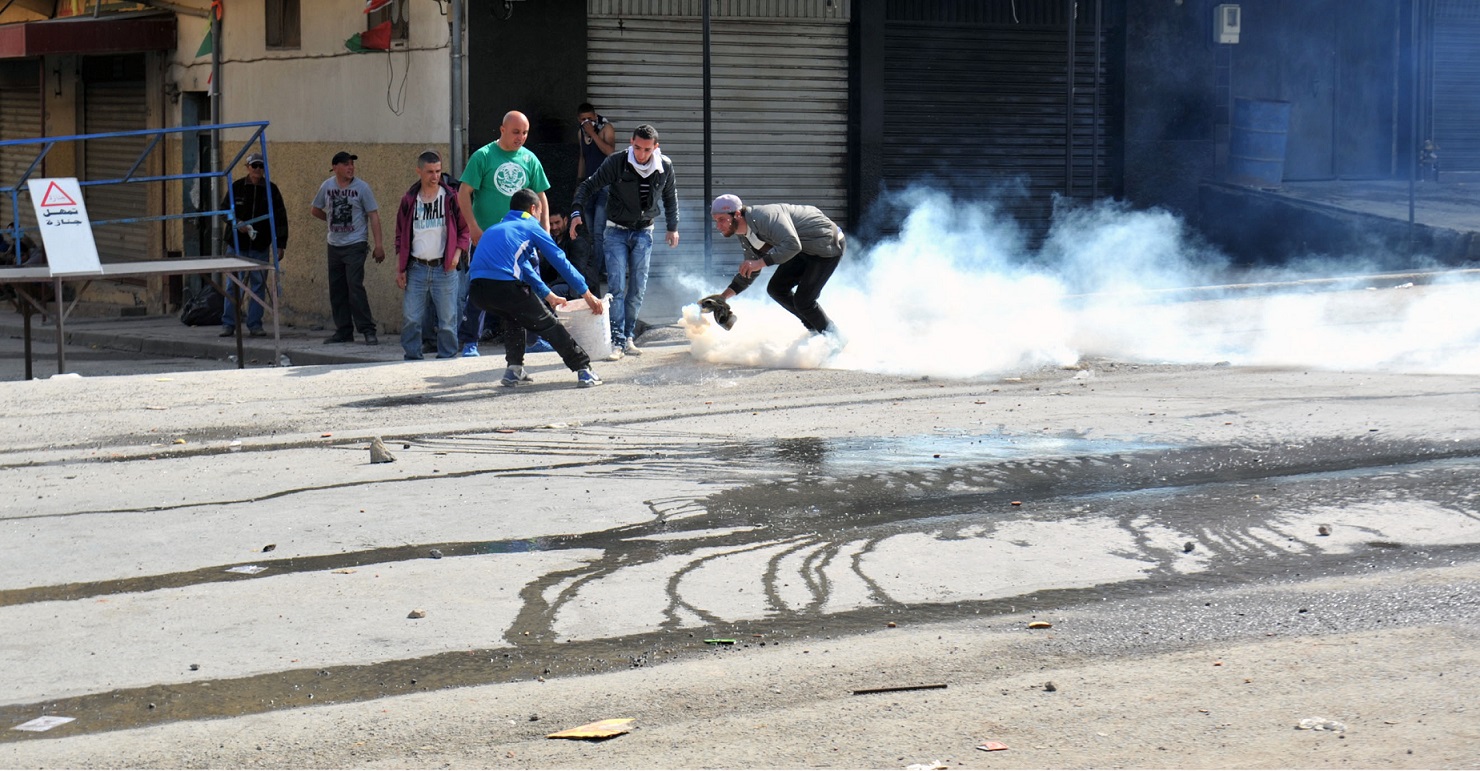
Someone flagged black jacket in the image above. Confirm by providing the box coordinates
[220,176,289,253]
[572,151,679,232]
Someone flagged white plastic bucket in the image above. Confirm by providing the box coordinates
[555,293,614,361]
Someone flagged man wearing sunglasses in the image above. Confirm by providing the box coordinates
[219,151,288,338]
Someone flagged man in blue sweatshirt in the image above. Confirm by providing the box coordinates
[468,188,607,388]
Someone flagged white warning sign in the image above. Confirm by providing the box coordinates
[28,177,102,276]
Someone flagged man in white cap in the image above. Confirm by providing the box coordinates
[704,194,845,335]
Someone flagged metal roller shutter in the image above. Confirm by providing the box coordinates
[883,0,1116,235]
[83,79,152,263]
[1,65,43,257]
[1431,0,1480,173]
[588,0,849,277]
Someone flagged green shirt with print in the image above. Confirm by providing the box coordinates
[459,142,552,229]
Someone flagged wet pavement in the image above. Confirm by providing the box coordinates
[1,280,1478,762]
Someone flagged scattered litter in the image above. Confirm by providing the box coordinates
[704,638,736,645]
[1183,541,1196,553]
[1213,660,1224,666]
[905,761,948,770]
[407,609,426,619]
[1297,717,1347,732]
[402,443,411,449]
[331,569,356,574]
[225,565,268,575]
[851,683,947,695]
[1317,525,1332,536]
[428,549,443,559]
[976,741,1009,752]
[541,422,575,429]
[1011,501,1022,506]
[494,428,516,434]
[11,716,75,732]
[145,405,167,411]
[261,544,276,553]
[229,439,242,452]
[1393,282,1415,289]
[320,433,333,438]
[189,664,200,671]
[369,437,396,464]
[1027,621,1052,629]
[172,438,187,445]
[547,718,634,740]
[1043,681,1057,692]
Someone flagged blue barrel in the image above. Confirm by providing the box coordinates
[1228,98,1292,188]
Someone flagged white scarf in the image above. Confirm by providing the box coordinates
[627,146,665,178]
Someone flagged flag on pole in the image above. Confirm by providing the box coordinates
[196,27,213,58]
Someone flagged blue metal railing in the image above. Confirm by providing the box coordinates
[1,121,280,271]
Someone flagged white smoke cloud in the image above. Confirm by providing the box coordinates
[678,188,1480,377]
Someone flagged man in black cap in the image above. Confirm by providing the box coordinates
[704,194,845,336]
[310,151,385,345]
[219,151,288,338]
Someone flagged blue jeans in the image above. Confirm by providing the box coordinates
[587,187,609,268]
[604,222,653,344]
[401,260,459,359]
[456,266,486,346]
[222,248,269,330]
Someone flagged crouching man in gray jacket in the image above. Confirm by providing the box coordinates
[703,194,845,335]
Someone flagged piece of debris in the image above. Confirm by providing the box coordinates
[172,438,186,445]
[1297,717,1347,732]
[851,683,948,695]
[1043,681,1057,692]
[320,433,333,438]
[369,437,396,464]
[494,428,516,434]
[1317,525,1332,536]
[145,405,167,411]
[704,639,736,645]
[11,716,75,732]
[1027,621,1052,629]
[887,621,897,628]
[1183,541,1196,553]
[189,664,200,671]
[225,565,268,575]
[547,718,634,740]
[976,741,1009,752]
[331,569,356,575]
[905,761,948,770]
[428,549,444,559]
[407,609,426,619]
[1213,660,1224,666]
[402,443,411,450]
[261,544,276,553]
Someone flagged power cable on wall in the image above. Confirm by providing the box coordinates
[385,48,410,116]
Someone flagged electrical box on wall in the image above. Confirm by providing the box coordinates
[1215,4,1241,44]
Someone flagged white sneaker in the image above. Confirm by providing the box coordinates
[605,347,624,361]
[622,339,642,356]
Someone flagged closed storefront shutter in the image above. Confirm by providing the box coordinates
[587,0,849,278]
[1431,0,1480,174]
[883,0,1117,235]
[0,61,43,257]
[83,75,151,262]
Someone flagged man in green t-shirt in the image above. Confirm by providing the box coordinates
[454,110,552,356]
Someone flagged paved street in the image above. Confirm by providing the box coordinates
[1,279,1479,768]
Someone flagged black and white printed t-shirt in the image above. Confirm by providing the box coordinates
[411,188,447,261]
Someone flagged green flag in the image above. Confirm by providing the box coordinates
[195,28,212,58]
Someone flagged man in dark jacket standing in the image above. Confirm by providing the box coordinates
[220,151,288,337]
[394,150,471,360]
[569,123,679,358]
[704,194,845,336]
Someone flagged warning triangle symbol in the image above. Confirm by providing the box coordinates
[40,181,78,207]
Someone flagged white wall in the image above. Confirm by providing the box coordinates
[170,0,451,143]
